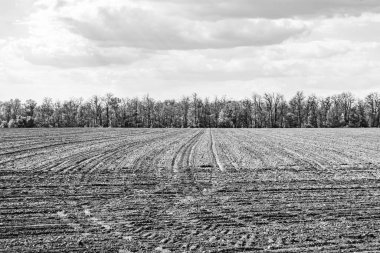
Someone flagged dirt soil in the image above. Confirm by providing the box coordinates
[1,128,380,252]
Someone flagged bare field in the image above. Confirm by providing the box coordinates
[1,128,380,252]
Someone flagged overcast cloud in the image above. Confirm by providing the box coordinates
[1,0,380,101]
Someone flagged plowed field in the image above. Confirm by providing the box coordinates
[1,128,380,252]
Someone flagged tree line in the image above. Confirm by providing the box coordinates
[0,91,379,128]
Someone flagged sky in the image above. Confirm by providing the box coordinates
[1,0,380,102]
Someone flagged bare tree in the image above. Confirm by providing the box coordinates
[289,91,305,127]
[365,92,380,127]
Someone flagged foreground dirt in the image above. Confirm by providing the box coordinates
[1,128,380,252]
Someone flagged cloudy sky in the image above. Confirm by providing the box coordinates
[1,0,380,101]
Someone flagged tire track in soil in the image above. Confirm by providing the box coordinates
[5,129,380,252]
[0,129,163,155]
[170,129,254,250]
[234,129,295,168]
[0,130,191,253]
[55,132,191,250]
[127,130,193,193]
[78,131,204,252]
[169,129,205,196]
[233,129,322,170]
[234,129,380,179]
[0,129,169,170]
[210,129,242,171]
[157,129,259,252]
[45,130,179,177]
[72,131,180,182]
[245,129,371,169]
[0,133,130,166]
[55,203,131,252]
[209,128,225,172]
[140,129,207,251]
[130,129,196,175]
[230,129,285,168]
[171,129,205,173]
[270,129,380,164]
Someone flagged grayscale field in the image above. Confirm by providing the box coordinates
[1,128,380,252]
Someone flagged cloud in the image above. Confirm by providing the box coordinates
[19,38,149,68]
[59,3,310,50]
[147,0,380,19]
[123,40,380,82]
[1,0,380,100]
[0,34,125,69]
[0,0,37,38]
[308,13,380,42]
[33,0,380,19]
[24,47,147,68]
[0,2,151,68]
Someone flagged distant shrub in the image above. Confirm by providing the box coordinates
[285,113,298,128]
[0,121,8,128]
[25,116,35,128]
[6,116,34,128]
[15,116,26,128]
[8,119,17,128]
